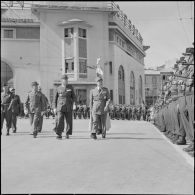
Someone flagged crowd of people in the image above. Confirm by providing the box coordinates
[153,47,194,157]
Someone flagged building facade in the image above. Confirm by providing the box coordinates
[1,1,147,105]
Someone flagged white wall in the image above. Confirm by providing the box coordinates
[112,44,145,105]
[38,9,110,98]
[1,39,40,102]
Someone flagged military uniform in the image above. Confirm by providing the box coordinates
[25,81,44,138]
[90,77,110,139]
[37,91,48,132]
[54,76,76,138]
[8,88,21,133]
[1,90,13,135]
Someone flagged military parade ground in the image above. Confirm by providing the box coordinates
[1,1,194,194]
[1,117,194,194]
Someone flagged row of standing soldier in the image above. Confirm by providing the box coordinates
[153,47,194,156]
[109,104,150,121]
[73,104,151,121]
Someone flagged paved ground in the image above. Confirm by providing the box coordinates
[1,118,194,194]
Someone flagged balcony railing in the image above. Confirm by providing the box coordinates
[64,72,87,79]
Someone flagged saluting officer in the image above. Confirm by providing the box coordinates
[89,76,110,139]
[25,81,45,138]
[8,88,21,133]
[54,74,77,139]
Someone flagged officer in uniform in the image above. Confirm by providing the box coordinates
[25,81,44,138]
[54,74,76,139]
[37,86,48,132]
[89,76,110,139]
[8,88,21,133]
[1,83,12,135]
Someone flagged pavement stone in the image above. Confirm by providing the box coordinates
[1,118,194,194]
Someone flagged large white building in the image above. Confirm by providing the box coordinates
[1,1,148,105]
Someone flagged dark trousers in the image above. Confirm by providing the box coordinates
[11,113,18,131]
[29,112,42,135]
[56,111,73,135]
[37,115,43,132]
[1,110,12,133]
[178,96,194,141]
[91,113,107,135]
[170,100,180,135]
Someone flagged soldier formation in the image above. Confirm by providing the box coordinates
[153,47,194,157]
[109,104,150,121]
[73,104,90,119]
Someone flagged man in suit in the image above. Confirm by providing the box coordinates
[54,74,76,139]
[89,76,110,139]
[25,81,45,138]
[8,88,21,133]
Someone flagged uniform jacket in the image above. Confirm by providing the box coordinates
[40,92,48,111]
[90,86,110,115]
[8,94,21,115]
[1,92,13,112]
[25,90,44,113]
[54,84,76,112]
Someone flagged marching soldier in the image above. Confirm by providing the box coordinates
[8,88,21,133]
[25,81,45,138]
[1,83,12,135]
[89,76,110,139]
[54,74,77,139]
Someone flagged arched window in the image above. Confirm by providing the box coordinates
[1,61,13,91]
[130,71,135,105]
[118,65,125,104]
[139,75,143,104]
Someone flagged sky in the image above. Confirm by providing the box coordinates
[117,1,194,69]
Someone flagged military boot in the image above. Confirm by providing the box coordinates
[176,136,186,145]
[56,134,62,139]
[172,135,179,143]
[90,133,97,140]
[183,142,194,152]
[33,131,37,138]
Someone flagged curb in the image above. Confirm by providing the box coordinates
[154,125,194,169]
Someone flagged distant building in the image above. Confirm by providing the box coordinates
[1,1,149,105]
[144,67,173,106]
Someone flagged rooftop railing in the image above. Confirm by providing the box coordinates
[107,1,143,45]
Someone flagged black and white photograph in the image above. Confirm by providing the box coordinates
[1,1,194,194]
